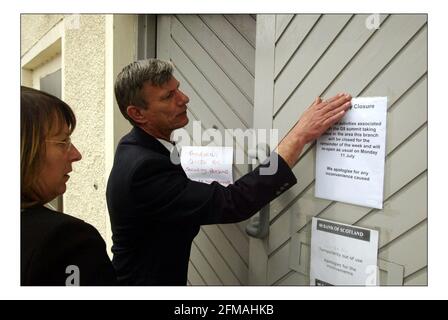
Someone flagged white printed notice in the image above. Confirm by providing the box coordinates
[315,97,387,209]
[310,218,379,286]
[181,146,233,186]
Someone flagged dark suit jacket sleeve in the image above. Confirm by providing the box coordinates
[131,152,297,225]
[27,220,117,286]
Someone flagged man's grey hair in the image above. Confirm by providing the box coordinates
[114,59,174,125]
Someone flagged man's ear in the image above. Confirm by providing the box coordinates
[126,105,147,125]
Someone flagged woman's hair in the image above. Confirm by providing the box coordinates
[21,86,76,208]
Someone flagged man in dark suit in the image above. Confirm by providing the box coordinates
[106,59,352,285]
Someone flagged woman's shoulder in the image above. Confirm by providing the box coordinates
[22,205,87,228]
[21,205,102,246]
[21,205,116,286]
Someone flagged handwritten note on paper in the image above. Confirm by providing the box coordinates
[180,146,233,186]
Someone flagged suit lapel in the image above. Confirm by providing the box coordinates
[128,126,187,176]
[130,126,171,157]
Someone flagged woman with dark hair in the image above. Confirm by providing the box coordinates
[21,86,116,286]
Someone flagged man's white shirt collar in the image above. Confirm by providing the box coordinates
[156,138,176,153]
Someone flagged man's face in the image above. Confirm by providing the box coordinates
[140,76,190,137]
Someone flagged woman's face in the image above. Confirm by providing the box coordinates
[35,123,82,203]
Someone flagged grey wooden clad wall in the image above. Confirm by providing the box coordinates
[267,14,427,286]
[157,14,257,285]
